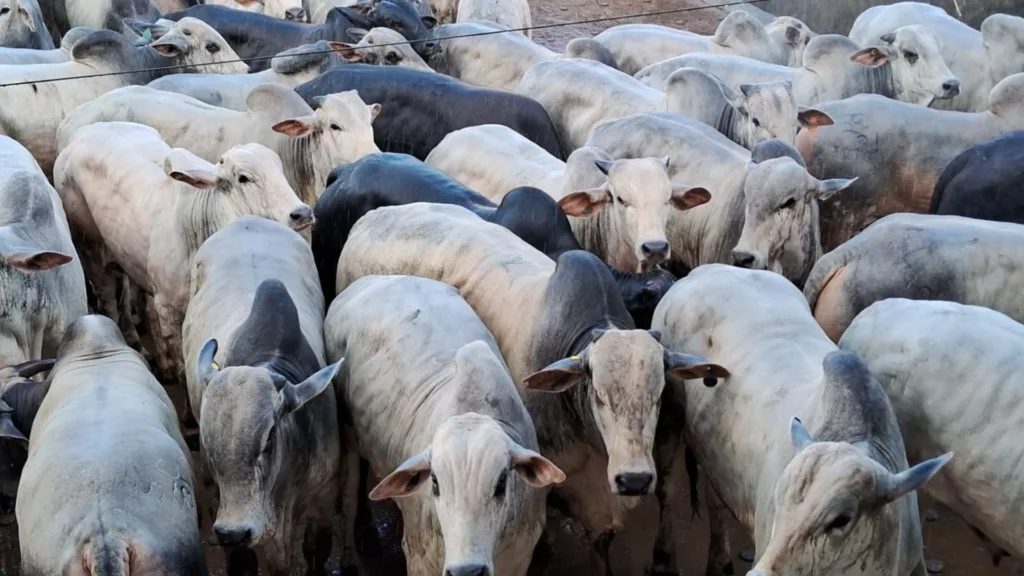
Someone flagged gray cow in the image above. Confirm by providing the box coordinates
[804,213,1024,342]
[183,216,340,575]
[7,315,205,575]
[841,298,1024,563]
[335,203,728,575]
[795,72,1024,250]
[587,112,855,285]
[0,136,86,369]
[652,264,950,576]
[328,275,564,576]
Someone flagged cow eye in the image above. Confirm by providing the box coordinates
[238,174,252,184]
[780,197,796,210]
[206,42,220,54]
[615,196,629,207]
[261,425,276,456]
[493,470,508,500]
[330,123,343,131]
[826,513,852,533]
[431,473,439,497]
[903,50,918,64]
[751,117,762,128]
[182,28,192,36]
[0,7,9,15]
[385,51,400,64]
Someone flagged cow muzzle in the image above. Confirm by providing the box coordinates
[211,523,254,547]
[289,205,315,232]
[284,6,307,21]
[731,249,765,270]
[639,240,670,270]
[445,564,491,576]
[940,78,961,98]
[614,472,654,496]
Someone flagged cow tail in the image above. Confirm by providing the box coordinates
[76,538,131,576]
[802,248,848,312]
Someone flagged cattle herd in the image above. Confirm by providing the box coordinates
[0,0,1023,573]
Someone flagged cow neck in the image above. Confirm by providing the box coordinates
[281,130,319,205]
[857,62,898,100]
[715,102,746,148]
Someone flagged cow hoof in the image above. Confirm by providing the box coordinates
[926,559,944,574]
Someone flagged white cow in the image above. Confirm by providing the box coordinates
[593,11,811,75]
[147,40,343,111]
[331,27,432,70]
[651,264,950,576]
[0,25,91,64]
[53,121,311,387]
[636,28,960,107]
[11,315,204,575]
[588,113,855,285]
[455,0,529,37]
[840,298,1024,560]
[428,21,617,92]
[0,21,247,173]
[328,275,564,576]
[57,84,381,204]
[0,136,86,368]
[850,2,1024,112]
[206,0,306,20]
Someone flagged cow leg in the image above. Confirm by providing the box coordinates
[705,482,734,576]
[650,417,683,575]
[225,547,259,576]
[337,437,362,575]
[303,522,333,576]
[592,530,615,576]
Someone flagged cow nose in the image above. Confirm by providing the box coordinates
[289,205,314,229]
[213,525,253,547]
[614,472,653,496]
[284,6,306,20]
[422,39,441,56]
[942,79,961,96]
[640,240,670,260]
[732,250,756,269]
[445,565,490,576]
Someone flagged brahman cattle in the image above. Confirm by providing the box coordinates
[930,130,1024,224]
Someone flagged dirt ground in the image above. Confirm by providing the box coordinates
[0,0,1022,574]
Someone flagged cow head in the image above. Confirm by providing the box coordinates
[750,418,951,576]
[850,25,959,106]
[142,17,249,74]
[196,339,341,550]
[726,80,830,147]
[0,0,40,50]
[732,153,855,285]
[329,27,433,70]
[233,0,306,21]
[524,328,727,496]
[982,14,1024,89]
[558,157,710,273]
[355,0,438,58]
[766,16,816,67]
[165,145,313,244]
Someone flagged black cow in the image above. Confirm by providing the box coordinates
[0,359,54,509]
[312,153,675,328]
[295,65,567,161]
[163,0,435,72]
[930,130,1024,225]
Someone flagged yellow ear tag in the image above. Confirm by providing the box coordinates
[569,355,580,362]
[211,362,220,371]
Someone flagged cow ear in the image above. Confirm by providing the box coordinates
[18,6,35,33]
[669,185,711,211]
[594,159,615,175]
[850,47,888,67]
[523,355,588,393]
[812,176,857,201]
[369,449,432,500]
[329,41,363,62]
[664,349,729,385]
[367,103,382,122]
[196,339,220,387]
[272,117,317,137]
[4,250,72,272]
[791,417,814,450]
[876,453,952,504]
[797,107,834,128]
[421,15,437,29]
[150,35,190,57]
[510,444,566,488]
[169,169,218,190]
[557,188,611,218]
[279,360,342,415]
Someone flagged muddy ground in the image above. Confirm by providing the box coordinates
[0,0,1022,574]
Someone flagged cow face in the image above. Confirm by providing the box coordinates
[850,25,960,106]
[728,81,811,147]
[558,158,710,273]
[196,340,340,550]
[750,419,951,576]
[233,0,306,21]
[329,28,433,70]
[732,158,855,285]
[982,14,1024,89]
[524,329,727,496]
[370,414,562,576]
[0,0,37,49]
[766,16,815,66]
[167,144,313,241]
[359,0,438,58]
[148,17,249,74]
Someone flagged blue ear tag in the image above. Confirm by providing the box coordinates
[142,28,153,42]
